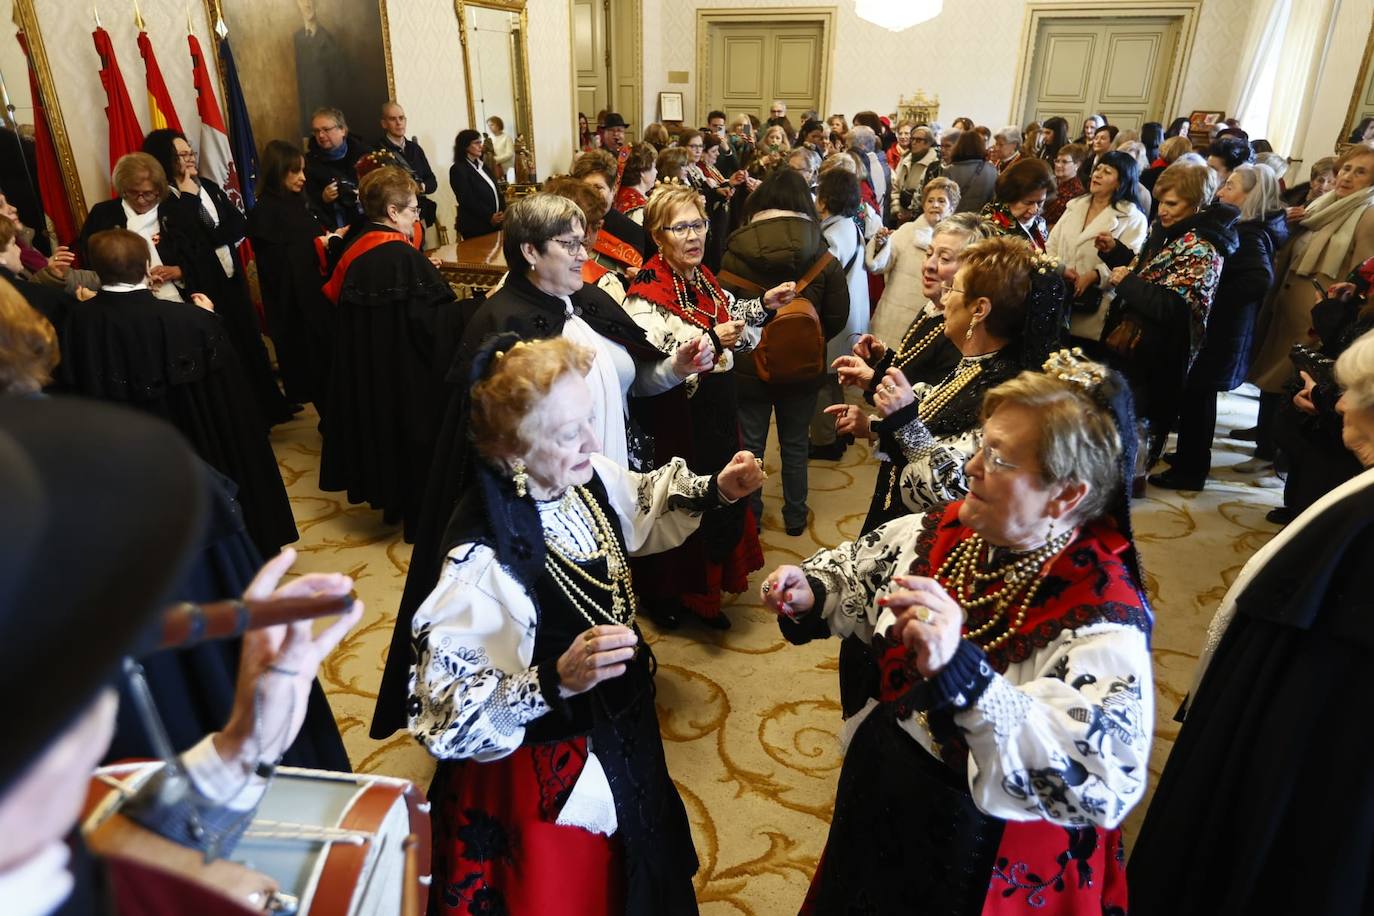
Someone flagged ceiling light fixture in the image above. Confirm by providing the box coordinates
[854,0,943,32]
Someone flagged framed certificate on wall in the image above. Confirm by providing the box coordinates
[659,91,684,122]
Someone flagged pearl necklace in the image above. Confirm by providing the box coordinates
[892,316,944,366]
[919,360,983,423]
[934,528,1075,651]
[669,266,727,329]
[543,487,637,627]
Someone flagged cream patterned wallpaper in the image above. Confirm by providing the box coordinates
[385,0,465,235]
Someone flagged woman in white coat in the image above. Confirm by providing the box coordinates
[866,177,960,345]
[1048,149,1149,350]
[811,168,871,458]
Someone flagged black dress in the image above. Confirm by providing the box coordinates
[317,224,458,539]
[247,190,333,410]
[1128,474,1374,916]
[370,271,665,739]
[106,461,349,772]
[56,287,298,556]
[168,178,295,425]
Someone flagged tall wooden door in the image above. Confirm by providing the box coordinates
[706,22,823,125]
[573,0,608,124]
[1022,18,1180,132]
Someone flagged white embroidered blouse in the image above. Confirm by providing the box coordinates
[799,509,1154,828]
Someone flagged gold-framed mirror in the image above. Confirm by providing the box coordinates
[1340,21,1374,151]
[455,0,535,183]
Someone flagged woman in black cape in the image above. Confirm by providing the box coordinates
[248,140,335,414]
[1128,331,1374,915]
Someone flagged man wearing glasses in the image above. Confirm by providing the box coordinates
[305,106,369,228]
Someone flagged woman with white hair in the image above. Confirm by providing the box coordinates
[1130,327,1374,914]
[1153,163,1288,490]
[847,126,888,216]
[991,126,1024,173]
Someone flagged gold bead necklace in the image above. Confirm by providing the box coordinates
[934,529,1074,651]
[892,317,944,365]
[918,360,983,423]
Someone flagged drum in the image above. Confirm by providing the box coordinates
[85,762,431,916]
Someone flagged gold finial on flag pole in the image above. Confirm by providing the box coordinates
[215,15,228,40]
[93,2,101,28]
[133,0,145,31]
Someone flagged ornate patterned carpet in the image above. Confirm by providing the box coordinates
[273,390,1281,915]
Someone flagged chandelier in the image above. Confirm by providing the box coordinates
[854,0,943,32]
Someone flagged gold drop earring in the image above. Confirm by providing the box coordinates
[512,459,528,498]
[965,317,979,341]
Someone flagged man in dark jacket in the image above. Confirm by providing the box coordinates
[718,170,850,535]
[377,101,438,226]
[305,106,369,228]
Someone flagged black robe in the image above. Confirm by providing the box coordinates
[247,191,333,409]
[0,265,76,329]
[317,225,457,539]
[56,287,298,556]
[369,270,666,739]
[1128,475,1374,916]
[81,194,293,425]
[106,462,349,772]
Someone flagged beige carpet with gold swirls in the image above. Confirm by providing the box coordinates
[273,389,1280,915]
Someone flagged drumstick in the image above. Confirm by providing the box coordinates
[157,594,358,650]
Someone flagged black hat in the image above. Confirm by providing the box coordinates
[0,397,207,794]
[602,112,628,129]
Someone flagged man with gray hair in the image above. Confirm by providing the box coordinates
[891,125,941,223]
[993,126,1024,173]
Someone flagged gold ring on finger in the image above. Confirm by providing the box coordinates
[916,606,935,624]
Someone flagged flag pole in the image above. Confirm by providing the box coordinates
[92,3,101,28]
[132,0,145,32]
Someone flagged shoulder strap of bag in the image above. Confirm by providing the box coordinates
[719,250,835,298]
[795,251,835,294]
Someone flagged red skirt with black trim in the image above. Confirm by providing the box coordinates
[426,741,626,916]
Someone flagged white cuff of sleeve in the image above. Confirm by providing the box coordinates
[182,735,269,812]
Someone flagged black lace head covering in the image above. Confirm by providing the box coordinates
[442,332,547,586]
[1041,348,1150,619]
[1019,251,1070,370]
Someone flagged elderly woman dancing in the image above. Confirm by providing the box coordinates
[410,335,765,915]
[763,352,1153,915]
[372,193,712,739]
[830,236,1067,529]
[622,183,794,628]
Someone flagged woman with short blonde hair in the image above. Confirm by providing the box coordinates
[1098,161,1237,461]
[620,181,793,627]
[1154,161,1289,490]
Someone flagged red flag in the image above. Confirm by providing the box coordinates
[187,34,241,206]
[137,31,182,133]
[92,27,144,186]
[16,31,76,246]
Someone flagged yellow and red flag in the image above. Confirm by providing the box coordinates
[136,30,182,133]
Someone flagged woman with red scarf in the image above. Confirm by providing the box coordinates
[762,352,1153,915]
[622,183,796,629]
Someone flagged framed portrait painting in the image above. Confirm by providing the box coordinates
[210,0,395,149]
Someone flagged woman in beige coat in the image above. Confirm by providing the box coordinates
[1247,143,1374,462]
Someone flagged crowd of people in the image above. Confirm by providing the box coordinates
[2,92,1374,916]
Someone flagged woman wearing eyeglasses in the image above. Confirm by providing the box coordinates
[622,183,795,629]
[140,128,297,426]
[315,166,458,542]
[761,353,1152,916]
[371,192,717,737]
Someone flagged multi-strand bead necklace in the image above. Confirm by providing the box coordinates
[934,527,1075,651]
[891,317,945,366]
[543,487,637,628]
[669,267,728,329]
